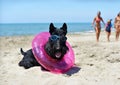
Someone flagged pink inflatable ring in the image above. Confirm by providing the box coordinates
[32,32,75,74]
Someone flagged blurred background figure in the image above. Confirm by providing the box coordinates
[92,11,105,42]
[105,19,112,42]
[114,12,120,41]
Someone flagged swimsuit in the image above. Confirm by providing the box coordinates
[95,17,101,29]
[116,21,120,27]
[96,17,101,22]
[96,23,101,29]
[105,23,112,33]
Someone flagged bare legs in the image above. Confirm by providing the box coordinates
[95,26,120,42]
[116,31,120,41]
[95,27,101,42]
[116,31,119,41]
[106,32,111,42]
[115,27,120,41]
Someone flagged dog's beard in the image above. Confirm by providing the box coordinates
[53,48,66,59]
[55,51,62,59]
[45,43,68,60]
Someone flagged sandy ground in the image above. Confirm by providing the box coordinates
[0,32,120,85]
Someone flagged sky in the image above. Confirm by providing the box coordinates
[0,0,120,23]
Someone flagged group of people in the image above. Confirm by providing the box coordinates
[92,11,120,42]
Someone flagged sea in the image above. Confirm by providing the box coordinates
[0,23,103,36]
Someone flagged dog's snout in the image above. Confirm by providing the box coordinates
[56,40,60,50]
[56,46,60,50]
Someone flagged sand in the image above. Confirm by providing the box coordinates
[0,32,120,85]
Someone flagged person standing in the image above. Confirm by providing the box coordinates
[92,11,105,42]
[114,12,120,41]
[105,19,112,42]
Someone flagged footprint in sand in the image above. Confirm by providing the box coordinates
[72,45,78,48]
[89,54,95,58]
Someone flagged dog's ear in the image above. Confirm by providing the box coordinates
[49,23,56,35]
[61,23,67,35]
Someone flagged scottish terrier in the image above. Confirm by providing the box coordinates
[19,23,69,69]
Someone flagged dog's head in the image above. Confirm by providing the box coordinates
[45,23,68,60]
[49,23,67,36]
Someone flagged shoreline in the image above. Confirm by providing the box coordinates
[0,29,115,37]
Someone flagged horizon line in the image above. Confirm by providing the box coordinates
[0,22,92,24]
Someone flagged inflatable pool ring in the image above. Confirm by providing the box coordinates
[32,32,75,74]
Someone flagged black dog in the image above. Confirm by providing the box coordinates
[19,23,69,69]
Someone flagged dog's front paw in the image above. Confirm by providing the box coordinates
[19,60,33,69]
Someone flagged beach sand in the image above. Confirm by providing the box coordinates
[0,32,120,85]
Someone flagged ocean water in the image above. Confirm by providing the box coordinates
[0,23,95,36]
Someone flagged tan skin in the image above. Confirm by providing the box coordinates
[106,31,111,42]
[114,13,120,41]
[92,12,105,42]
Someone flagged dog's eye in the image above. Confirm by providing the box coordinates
[49,35,60,41]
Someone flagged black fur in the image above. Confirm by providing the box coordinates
[19,23,68,69]
[19,48,40,69]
